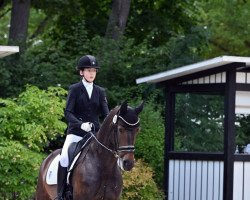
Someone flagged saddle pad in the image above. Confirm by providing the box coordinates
[46,152,81,185]
[46,154,60,185]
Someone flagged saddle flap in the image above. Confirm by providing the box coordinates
[46,152,82,185]
[46,135,92,185]
[46,154,60,185]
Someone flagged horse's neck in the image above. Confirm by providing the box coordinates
[96,110,117,151]
[88,142,117,171]
[86,109,118,167]
[90,122,117,167]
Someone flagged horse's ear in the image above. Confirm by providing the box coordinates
[135,101,144,115]
[120,100,128,116]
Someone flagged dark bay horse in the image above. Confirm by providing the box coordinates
[36,101,144,200]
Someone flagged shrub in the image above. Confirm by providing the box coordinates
[0,85,67,199]
[0,85,67,152]
[0,137,45,199]
[135,100,165,186]
[122,159,164,200]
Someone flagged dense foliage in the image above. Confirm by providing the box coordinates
[0,138,43,199]
[236,115,250,148]
[0,85,67,199]
[175,94,225,152]
[135,98,165,186]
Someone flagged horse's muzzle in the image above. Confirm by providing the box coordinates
[123,159,134,171]
[118,153,135,171]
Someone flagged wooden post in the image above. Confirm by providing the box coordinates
[223,68,236,200]
[165,87,176,200]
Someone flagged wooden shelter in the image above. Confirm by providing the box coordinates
[136,56,250,200]
[0,45,19,58]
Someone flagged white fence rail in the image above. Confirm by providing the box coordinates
[168,159,250,200]
[168,160,223,200]
[233,161,250,200]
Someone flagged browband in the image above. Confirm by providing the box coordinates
[112,114,140,126]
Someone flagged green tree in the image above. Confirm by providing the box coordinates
[105,0,131,40]
[0,2,11,44]
[201,0,250,57]
[236,115,250,148]
[127,0,204,46]
[8,0,31,50]
[175,93,224,152]
[0,85,67,199]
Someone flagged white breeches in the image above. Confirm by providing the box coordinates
[59,134,83,167]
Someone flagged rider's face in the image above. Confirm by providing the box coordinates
[80,68,97,82]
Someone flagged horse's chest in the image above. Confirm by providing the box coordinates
[90,170,122,199]
[75,167,122,200]
[95,180,122,199]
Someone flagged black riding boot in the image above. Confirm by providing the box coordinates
[57,163,67,200]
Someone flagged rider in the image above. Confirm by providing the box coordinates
[57,55,109,199]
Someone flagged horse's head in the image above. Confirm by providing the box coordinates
[112,101,144,171]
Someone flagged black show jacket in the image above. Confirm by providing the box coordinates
[64,81,109,137]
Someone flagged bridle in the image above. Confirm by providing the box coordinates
[113,111,140,152]
[90,110,140,158]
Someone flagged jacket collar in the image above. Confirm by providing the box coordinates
[79,81,96,99]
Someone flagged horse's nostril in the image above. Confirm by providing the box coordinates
[123,160,134,171]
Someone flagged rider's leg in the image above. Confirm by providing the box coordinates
[57,162,67,200]
[57,134,83,199]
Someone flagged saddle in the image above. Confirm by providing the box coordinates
[46,133,92,185]
[67,133,92,168]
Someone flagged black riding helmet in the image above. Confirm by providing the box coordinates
[76,55,100,70]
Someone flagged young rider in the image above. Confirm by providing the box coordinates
[57,55,109,199]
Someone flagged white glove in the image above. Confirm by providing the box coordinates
[81,122,93,132]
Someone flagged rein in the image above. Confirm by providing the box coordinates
[90,111,140,158]
[89,131,120,158]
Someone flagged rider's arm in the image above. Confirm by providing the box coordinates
[99,88,109,118]
[64,86,82,129]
